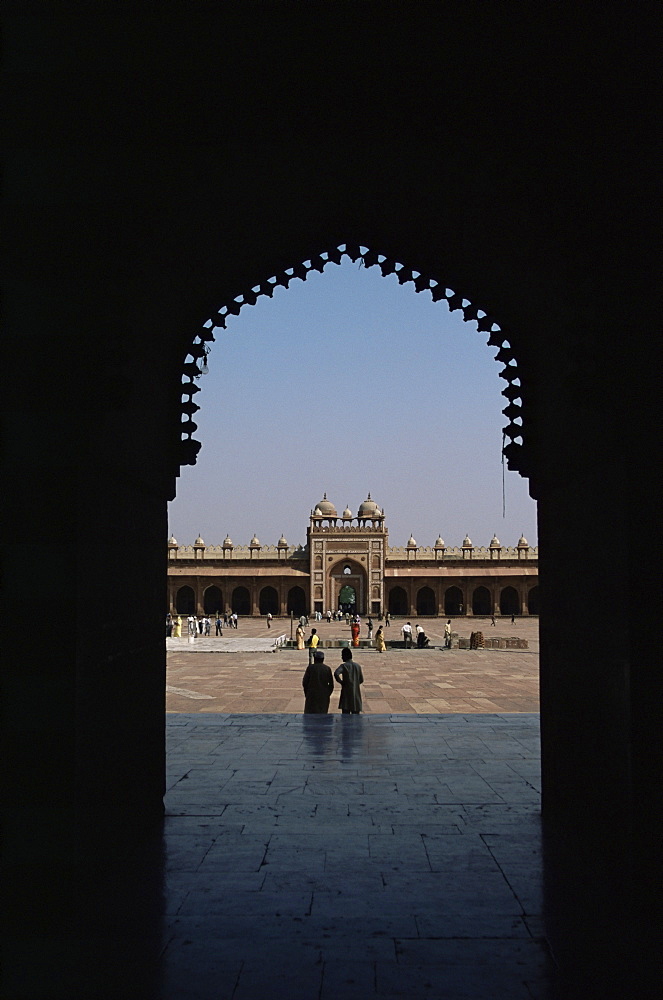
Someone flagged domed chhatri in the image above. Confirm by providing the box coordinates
[168,535,178,546]
[277,534,288,547]
[462,535,473,547]
[407,534,417,547]
[518,534,529,547]
[342,505,353,519]
[315,493,337,516]
[223,534,233,546]
[250,534,261,546]
[490,535,501,548]
[358,492,380,516]
[435,535,445,548]
[194,534,205,546]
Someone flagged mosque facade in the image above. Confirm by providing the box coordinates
[167,495,539,619]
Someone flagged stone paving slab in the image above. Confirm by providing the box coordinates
[167,617,539,714]
[161,712,559,999]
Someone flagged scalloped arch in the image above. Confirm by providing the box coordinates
[179,243,525,471]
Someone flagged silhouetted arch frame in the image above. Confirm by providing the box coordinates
[179,244,525,471]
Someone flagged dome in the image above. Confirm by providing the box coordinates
[313,507,322,516]
[223,534,233,546]
[358,493,380,516]
[490,535,501,548]
[315,493,337,516]
[250,534,261,546]
[407,534,417,547]
[168,535,178,546]
[518,534,529,547]
[435,535,445,548]
[194,535,205,546]
[342,506,353,519]
[278,534,288,547]
[462,535,473,547]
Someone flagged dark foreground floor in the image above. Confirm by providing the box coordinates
[162,713,553,999]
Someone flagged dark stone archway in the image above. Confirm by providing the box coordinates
[472,586,491,616]
[388,586,408,616]
[416,586,436,616]
[3,9,658,996]
[500,586,519,616]
[203,585,223,614]
[231,586,250,616]
[176,586,195,614]
[444,586,464,616]
[259,586,278,615]
[287,586,307,617]
[528,586,540,616]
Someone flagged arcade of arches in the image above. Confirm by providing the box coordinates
[168,494,538,618]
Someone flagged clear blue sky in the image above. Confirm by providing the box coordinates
[168,259,537,549]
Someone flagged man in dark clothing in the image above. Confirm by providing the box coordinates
[302,650,334,714]
[334,646,364,715]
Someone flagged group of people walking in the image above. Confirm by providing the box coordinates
[165,612,239,637]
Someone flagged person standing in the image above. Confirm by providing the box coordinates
[402,621,413,648]
[444,620,452,648]
[307,628,320,663]
[295,623,305,650]
[204,616,211,636]
[266,612,272,629]
[334,647,364,714]
[173,616,182,638]
[302,650,334,714]
[491,615,496,626]
[367,617,373,640]
[215,615,223,636]
[232,613,238,629]
[384,611,390,628]
[375,625,386,652]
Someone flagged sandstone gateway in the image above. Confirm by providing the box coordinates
[168,494,538,619]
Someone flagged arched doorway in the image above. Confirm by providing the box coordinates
[203,585,222,614]
[176,585,195,614]
[259,586,278,615]
[330,560,367,615]
[528,585,540,615]
[444,586,464,616]
[500,586,519,616]
[416,586,436,616]
[472,586,491,616]
[231,586,250,615]
[338,584,356,614]
[287,586,307,617]
[388,586,408,616]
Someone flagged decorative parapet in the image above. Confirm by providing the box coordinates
[386,545,537,560]
[168,543,310,560]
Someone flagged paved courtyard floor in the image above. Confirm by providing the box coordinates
[166,616,539,714]
[162,712,559,999]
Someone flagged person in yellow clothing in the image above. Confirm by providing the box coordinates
[295,624,305,649]
[173,616,182,637]
[307,628,320,664]
[375,625,386,652]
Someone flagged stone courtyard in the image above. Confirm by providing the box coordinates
[166,616,539,715]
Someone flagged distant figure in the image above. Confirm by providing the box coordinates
[350,621,361,647]
[307,628,320,663]
[224,611,229,627]
[367,617,373,639]
[375,626,386,652]
[215,616,223,636]
[302,650,334,714]
[384,611,390,627]
[402,621,413,648]
[444,620,452,648]
[416,626,430,649]
[491,615,496,626]
[173,616,182,638]
[266,612,272,629]
[511,613,516,624]
[166,615,173,638]
[204,616,211,636]
[299,614,307,630]
[327,610,332,623]
[334,647,364,714]
[296,624,305,649]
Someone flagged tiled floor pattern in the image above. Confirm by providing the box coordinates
[166,617,539,715]
[162,713,558,999]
